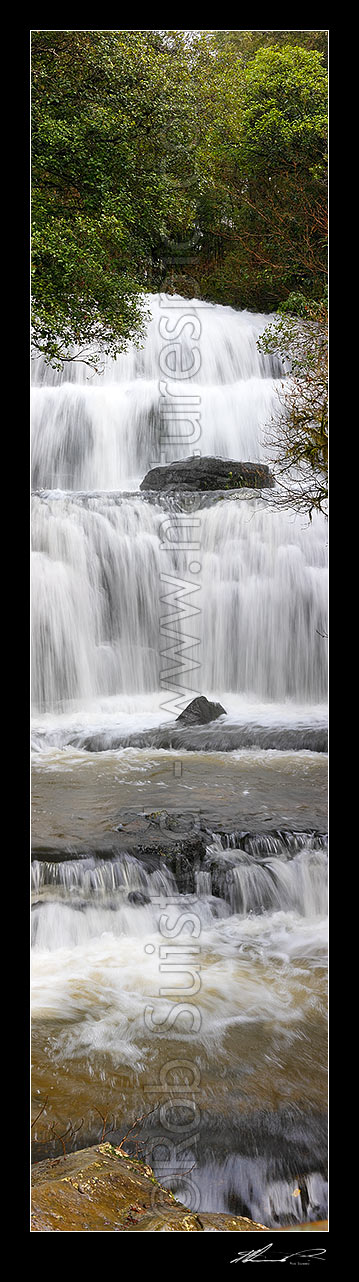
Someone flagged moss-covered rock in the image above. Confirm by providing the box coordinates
[31,1143,268,1232]
[140,456,274,492]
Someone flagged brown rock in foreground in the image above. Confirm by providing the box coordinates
[31,1143,268,1232]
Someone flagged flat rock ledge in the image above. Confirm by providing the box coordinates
[140,456,275,492]
[31,1143,268,1232]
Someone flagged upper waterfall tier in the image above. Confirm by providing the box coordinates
[31,295,283,491]
[31,296,327,715]
[31,295,282,387]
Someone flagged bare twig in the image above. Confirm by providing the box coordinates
[93,1106,115,1143]
[31,1095,48,1129]
[115,1103,160,1154]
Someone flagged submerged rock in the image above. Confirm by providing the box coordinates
[176,695,227,726]
[64,723,328,754]
[127,890,150,906]
[140,456,275,492]
[31,1143,268,1232]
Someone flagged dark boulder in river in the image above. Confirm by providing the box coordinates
[127,890,151,906]
[140,456,275,492]
[176,695,227,726]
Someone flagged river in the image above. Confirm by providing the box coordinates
[31,294,328,1228]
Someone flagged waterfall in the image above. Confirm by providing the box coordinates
[31,295,328,717]
[200,839,328,918]
[32,835,327,952]
[31,492,327,711]
[31,296,328,1229]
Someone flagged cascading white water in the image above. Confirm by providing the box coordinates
[31,379,282,491]
[31,296,282,492]
[32,837,327,953]
[31,492,327,710]
[32,297,281,389]
[31,295,328,716]
[31,831,327,1046]
[200,838,327,918]
[31,296,328,1228]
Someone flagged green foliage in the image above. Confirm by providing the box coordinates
[31,30,201,367]
[31,30,328,365]
[212,30,328,67]
[238,46,327,174]
[195,43,327,311]
[258,302,328,517]
[278,292,313,317]
[278,290,328,319]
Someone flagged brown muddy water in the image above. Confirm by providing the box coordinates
[32,747,327,853]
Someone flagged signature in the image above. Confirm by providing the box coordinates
[230,1245,326,1264]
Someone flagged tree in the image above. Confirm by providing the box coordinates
[257,295,328,518]
[212,30,328,67]
[192,43,327,312]
[31,32,328,363]
[31,30,200,369]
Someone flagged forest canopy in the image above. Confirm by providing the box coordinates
[31,29,328,368]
